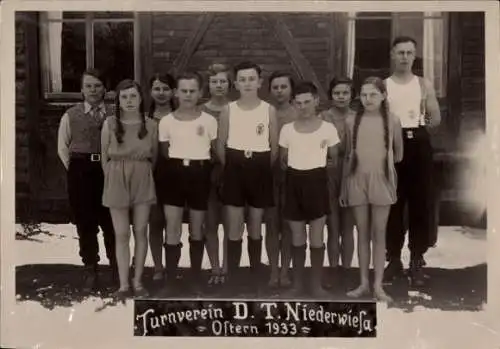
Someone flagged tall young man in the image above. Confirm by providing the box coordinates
[217,61,279,293]
[384,36,441,286]
[57,69,117,291]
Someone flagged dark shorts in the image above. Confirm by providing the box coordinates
[284,167,330,222]
[221,148,274,209]
[159,158,212,211]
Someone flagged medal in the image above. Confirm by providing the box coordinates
[197,125,204,136]
[320,139,327,149]
[256,123,264,136]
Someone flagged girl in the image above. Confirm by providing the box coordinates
[148,73,176,282]
[339,77,403,302]
[101,79,158,299]
[265,71,297,288]
[320,77,356,287]
[158,72,218,291]
[201,63,231,286]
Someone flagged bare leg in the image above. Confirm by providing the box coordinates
[327,208,341,268]
[340,208,355,268]
[149,204,165,279]
[131,204,151,291]
[265,207,280,287]
[371,205,392,303]
[347,205,371,298]
[110,208,131,291]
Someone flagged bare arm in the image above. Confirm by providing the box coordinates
[150,121,159,167]
[100,118,111,171]
[268,105,279,166]
[393,116,404,163]
[424,78,441,128]
[217,105,229,166]
[57,113,71,170]
[279,146,288,170]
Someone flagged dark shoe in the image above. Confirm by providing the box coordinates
[82,265,98,292]
[409,259,426,287]
[384,260,404,283]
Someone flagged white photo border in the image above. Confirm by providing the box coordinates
[1,1,499,348]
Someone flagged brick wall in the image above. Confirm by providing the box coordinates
[15,13,31,220]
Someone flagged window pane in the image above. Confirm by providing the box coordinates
[61,22,86,92]
[62,12,87,19]
[93,11,135,19]
[93,21,134,91]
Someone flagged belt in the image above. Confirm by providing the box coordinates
[229,148,270,159]
[70,152,101,162]
[169,158,210,167]
[402,127,423,139]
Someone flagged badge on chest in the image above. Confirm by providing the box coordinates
[256,123,265,136]
[197,125,205,136]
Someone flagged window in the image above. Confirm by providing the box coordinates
[346,12,448,97]
[39,11,139,99]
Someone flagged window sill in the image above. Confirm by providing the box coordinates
[43,91,116,103]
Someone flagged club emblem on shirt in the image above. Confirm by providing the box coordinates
[320,139,328,149]
[408,110,417,119]
[256,123,265,136]
[197,125,205,136]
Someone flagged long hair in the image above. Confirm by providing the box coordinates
[114,79,147,144]
[148,73,176,118]
[350,77,390,180]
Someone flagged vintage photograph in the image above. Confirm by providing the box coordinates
[4,2,496,347]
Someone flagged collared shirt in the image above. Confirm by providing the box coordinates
[57,101,106,169]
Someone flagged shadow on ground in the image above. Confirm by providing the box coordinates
[16,263,486,312]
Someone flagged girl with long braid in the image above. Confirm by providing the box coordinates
[101,79,158,299]
[339,77,403,302]
[147,73,176,282]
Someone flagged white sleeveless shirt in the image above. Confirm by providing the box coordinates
[385,75,422,128]
[227,100,271,152]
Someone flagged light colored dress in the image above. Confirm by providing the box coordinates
[101,116,158,208]
[339,112,403,207]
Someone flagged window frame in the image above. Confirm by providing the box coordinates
[40,12,140,101]
[347,11,449,98]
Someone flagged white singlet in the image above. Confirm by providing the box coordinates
[385,75,422,128]
[226,101,271,152]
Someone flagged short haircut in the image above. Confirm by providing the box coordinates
[233,61,262,78]
[208,63,232,80]
[268,71,295,94]
[293,81,318,98]
[392,36,417,48]
[176,71,203,89]
[328,76,355,100]
[81,68,105,87]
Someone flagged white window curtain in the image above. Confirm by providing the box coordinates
[39,12,63,93]
[423,12,447,97]
[345,12,356,79]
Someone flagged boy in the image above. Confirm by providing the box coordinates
[217,61,279,293]
[57,69,117,291]
[279,81,340,298]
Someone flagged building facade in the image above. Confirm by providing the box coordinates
[15,11,485,226]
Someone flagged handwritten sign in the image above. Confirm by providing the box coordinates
[134,300,377,337]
